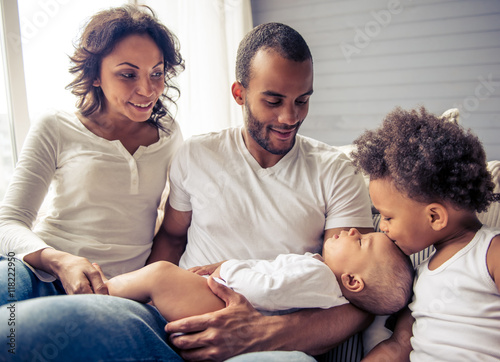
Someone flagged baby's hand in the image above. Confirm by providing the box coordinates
[188,261,225,276]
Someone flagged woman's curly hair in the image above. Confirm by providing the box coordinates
[66,5,184,131]
[351,106,495,213]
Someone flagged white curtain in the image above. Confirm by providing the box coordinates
[16,0,252,139]
[147,0,253,138]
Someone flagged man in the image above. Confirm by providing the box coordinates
[149,22,374,361]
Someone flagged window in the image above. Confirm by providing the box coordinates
[0,45,15,199]
[0,0,27,200]
[18,0,127,120]
[0,0,128,200]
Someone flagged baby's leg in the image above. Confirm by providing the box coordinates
[98,262,162,304]
[102,261,225,321]
[148,261,226,321]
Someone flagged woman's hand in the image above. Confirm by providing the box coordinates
[165,276,273,361]
[24,248,108,295]
[91,263,109,283]
[188,261,225,276]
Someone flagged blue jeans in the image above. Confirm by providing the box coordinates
[0,256,65,306]
[0,257,314,361]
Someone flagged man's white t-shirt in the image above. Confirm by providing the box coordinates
[169,127,373,269]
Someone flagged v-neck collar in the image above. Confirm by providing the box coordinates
[235,126,299,176]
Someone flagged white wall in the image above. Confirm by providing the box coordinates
[252,0,500,160]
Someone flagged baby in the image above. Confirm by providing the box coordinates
[351,106,500,361]
[95,228,414,321]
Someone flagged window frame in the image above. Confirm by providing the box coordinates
[0,0,30,165]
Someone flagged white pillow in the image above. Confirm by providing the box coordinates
[478,160,500,228]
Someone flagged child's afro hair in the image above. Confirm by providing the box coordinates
[351,106,495,213]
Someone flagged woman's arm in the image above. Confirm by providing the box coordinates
[24,248,108,295]
[0,115,107,295]
[0,117,56,258]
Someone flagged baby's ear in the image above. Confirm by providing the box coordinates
[341,273,365,293]
[426,203,448,231]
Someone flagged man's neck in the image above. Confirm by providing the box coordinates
[241,129,288,169]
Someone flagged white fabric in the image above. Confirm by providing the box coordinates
[409,225,500,361]
[0,110,183,280]
[362,315,392,356]
[477,160,500,228]
[169,126,373,269]
[219,253,348,312]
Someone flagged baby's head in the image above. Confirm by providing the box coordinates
[323,229,414,315]
[351,106,496,255]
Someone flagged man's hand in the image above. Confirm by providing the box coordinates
[188,261,225,276]
[165,276,271,361]
[166,274,372,361]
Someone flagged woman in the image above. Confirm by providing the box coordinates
[0,5,183,301]
[0,6,191,361]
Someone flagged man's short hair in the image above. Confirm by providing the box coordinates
[235,22,312,88]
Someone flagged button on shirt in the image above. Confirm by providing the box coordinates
[0,110,183,280]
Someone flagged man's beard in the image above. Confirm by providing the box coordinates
[245,100,302,155]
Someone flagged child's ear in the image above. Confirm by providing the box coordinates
[426,203,448,231]
[341,273,365,293]
[231,82,245,105]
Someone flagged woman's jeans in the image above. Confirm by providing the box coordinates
[0,256,314,361]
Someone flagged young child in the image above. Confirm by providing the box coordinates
[351,106,500,361]
[95,228,414,321]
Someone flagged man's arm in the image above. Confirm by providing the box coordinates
[362,307,413,361]
[166,277,372,361]
[147,201,192,265]
[165,226,374,361]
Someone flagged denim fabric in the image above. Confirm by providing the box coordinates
[0,258,311,361]
[0,293,308,362]
[0,256,65,306]
[1,294,182,361]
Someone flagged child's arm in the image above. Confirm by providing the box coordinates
[362,307,413,362]
[487,234,500,291]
